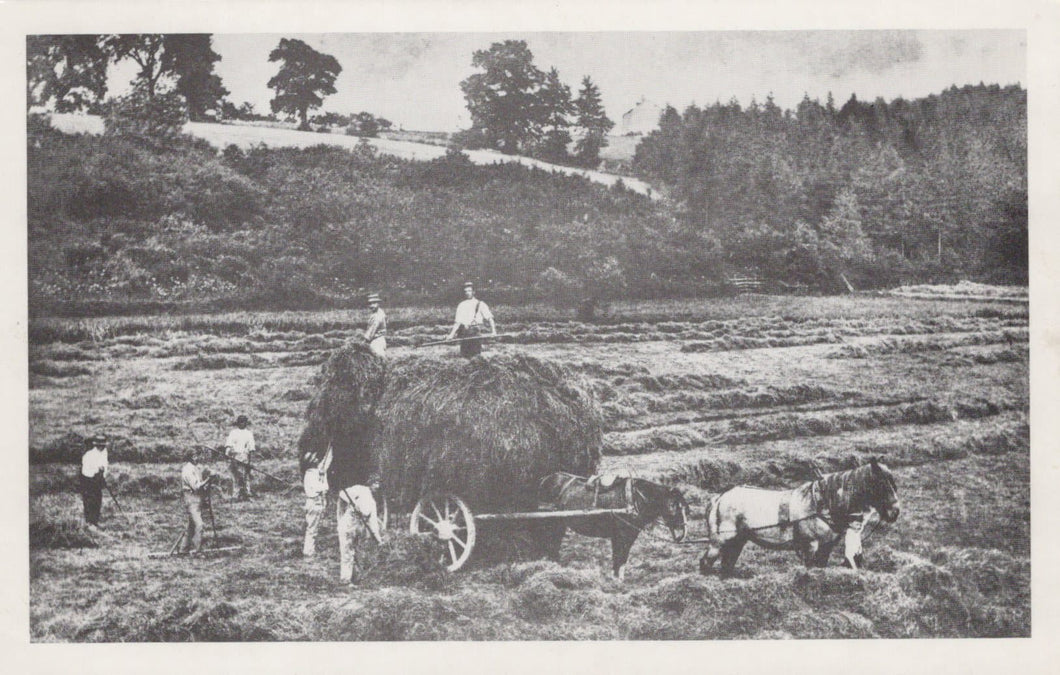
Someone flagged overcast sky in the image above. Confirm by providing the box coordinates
[110,30,1026,131]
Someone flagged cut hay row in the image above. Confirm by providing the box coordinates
[631,415,1028,491]
[826,329,1028,359]
[30,360,94,378]
[168,351,331,371]
[891,281,1028,299]
[941,345,1028,366]
[604,397,1014,456]
[680,333,841,353]
[602,384,844,429]
[30,304,1025,353]
[30,517,101,549]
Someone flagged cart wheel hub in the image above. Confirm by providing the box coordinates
[435,520,456,540]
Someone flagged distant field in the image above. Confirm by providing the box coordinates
[45,113,658,199]
[29,294,1029,640]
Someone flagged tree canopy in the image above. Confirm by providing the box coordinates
[267,38,342,130]
[459,40,548,155]
[573,76,614,168]
[27,35,109,112]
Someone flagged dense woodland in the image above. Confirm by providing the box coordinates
[632,85,1027,287]
[27,83,1026,316]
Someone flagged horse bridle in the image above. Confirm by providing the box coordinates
[612,484,688,543]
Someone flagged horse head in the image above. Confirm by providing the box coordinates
[868,457,901,523]
[632,479,687,542]
[658,485,688,543]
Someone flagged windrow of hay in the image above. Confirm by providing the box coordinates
[30,517,100,549]
[604,397,1014,455]
[373,353,603,513]
[826,329,1027,359]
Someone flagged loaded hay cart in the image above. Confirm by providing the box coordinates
[406,483,641,572]
[298,346,610,571]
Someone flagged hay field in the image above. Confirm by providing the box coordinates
[28,295,1029,641]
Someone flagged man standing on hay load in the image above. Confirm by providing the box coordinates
[445,281,497,357]
[363,293,387,357]
[79,433,109,528]
[224,415,256,500]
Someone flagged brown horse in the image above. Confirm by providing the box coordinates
[537,472,688,580]
[699,458,900,577]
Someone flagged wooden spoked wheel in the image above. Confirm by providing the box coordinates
[409,494,476,571]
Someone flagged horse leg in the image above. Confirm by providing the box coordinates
[699,543,721,575]
[610,533,636,581]
[532,521,566,562]
[813,540,838,568]
[718,538,747,578]
[800,539,820,568]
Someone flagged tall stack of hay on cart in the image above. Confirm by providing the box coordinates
[297,343,603,554]
[297,343,387,490]
[373,352,602,513]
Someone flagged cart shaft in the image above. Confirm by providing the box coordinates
[475,507,630,521]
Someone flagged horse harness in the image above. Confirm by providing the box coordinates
[710,480,848,537]
[550,473,636,515]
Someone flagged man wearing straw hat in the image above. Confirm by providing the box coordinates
[363,293,387,357]
[445,281,497,357]
[79,433,109,527]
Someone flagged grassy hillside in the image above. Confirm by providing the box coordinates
[29,123,695,316]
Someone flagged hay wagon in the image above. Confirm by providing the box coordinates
[406,491,635,572]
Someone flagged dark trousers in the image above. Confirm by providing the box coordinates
[80,474,103,525]
[229,459,253,498]
[457,325,483,358]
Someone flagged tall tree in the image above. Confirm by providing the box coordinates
[573,76,614,168]
[459,40,546,154]
[162,34,229,120]
[27,35,109,112]
[533,67,575,164]
[102,35,168,98]
[267,38,342,130]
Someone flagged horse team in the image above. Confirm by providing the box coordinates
[537,458,900,579]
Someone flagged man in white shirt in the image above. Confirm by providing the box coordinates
[79,433,109,527]
[445,281,497,357]
[363,293,387,357]
[303,462,329,558]
[843,508,878,570]
[180,447,212,554]
[224,415,256,500]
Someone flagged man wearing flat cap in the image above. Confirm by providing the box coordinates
[80,433,109,527]
[446,281,497,357]
[363,293,387,357]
